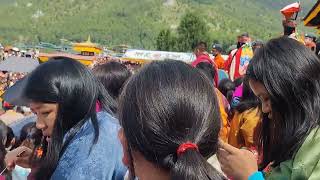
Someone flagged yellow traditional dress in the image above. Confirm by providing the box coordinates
[228,107,260,148]
[215,88,230,142]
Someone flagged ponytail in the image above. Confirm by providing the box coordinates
[171,150,225,180]
[160,142,225,180]
[218,78,235,104]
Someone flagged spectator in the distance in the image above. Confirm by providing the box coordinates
[212,44,225,69]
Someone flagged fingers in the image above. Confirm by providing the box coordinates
[218,139,240,154]
[219,163,231,176]
[5,146,32,170]
[217,148,229,160]
[11,146,29,156]
[217,149,233,178]
[5,152,18,170]
[15,156,31,169]
[14,146,32,158]
[5,160,15,171]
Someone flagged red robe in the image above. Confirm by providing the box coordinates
[224,48,242,81]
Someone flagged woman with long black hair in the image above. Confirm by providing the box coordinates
[6,57,126,180]
[218,37,320,179]
[118,60,225,180]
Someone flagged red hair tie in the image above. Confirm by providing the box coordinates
[177,142,199,156]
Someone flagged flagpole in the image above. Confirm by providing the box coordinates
[294,1,300,20]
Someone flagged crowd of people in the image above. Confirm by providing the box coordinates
[0,47,39,61]
[0,18,319,180]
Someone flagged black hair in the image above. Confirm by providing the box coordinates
[316,42,320,57]
[252,41,264,53]
[92,61,131,101]
[0,138,4,162]
[24,57,116,179]
[19,122,42,149]
[0,120,15,150]
[246,37,320,169]
[283,25,296,36]
[16,106,24,114]
[233,77,244,88]
[0,120,8,146]
[5,126,14,150]
[0,121,12,180]
[193,41,208,51]
[195,62,216,85]
[119,60,225,180]
[235,78,259,113]
[0,134,11,180]
[218,79,235,103]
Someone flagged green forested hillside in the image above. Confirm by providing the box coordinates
[0,0,316,49]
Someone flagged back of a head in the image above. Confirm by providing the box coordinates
[19,122,42,149]
[235,78,259,113]
[20,122,36,142]
[212,44,223,53]
[119,60,224,180]
[218,79,235,103]
[195,62,216,85]
[246,37,320,167]
[92,61,131,100]
[195,41,208,52]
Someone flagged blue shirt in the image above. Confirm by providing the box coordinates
[51,111,127,180]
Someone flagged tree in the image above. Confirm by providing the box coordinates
[176,11,209,52]
[156,29,173,51]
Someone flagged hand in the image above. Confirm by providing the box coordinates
[5,146,33,170]
[217,140,258,180]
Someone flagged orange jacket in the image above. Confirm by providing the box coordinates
[214,54,225,69]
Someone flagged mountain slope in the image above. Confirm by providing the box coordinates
[0,0,316,49]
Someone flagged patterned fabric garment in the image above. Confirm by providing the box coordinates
[51,111,127,180]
